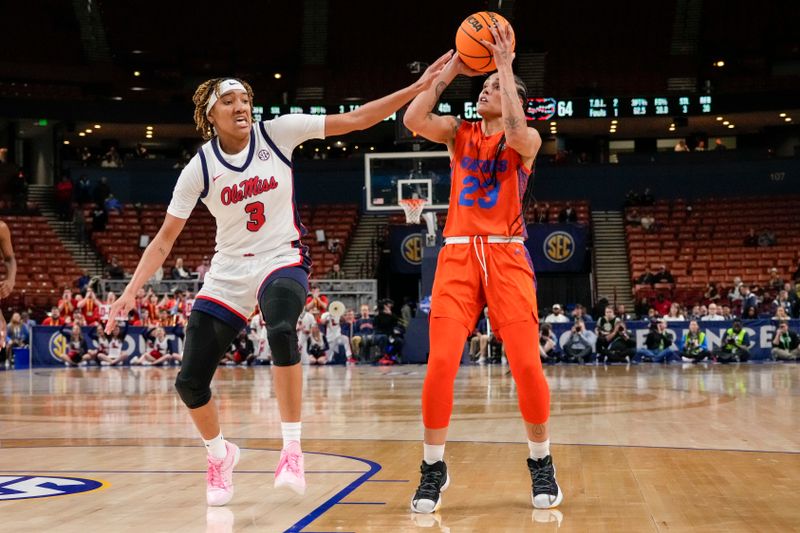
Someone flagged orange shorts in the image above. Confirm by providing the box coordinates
[430,239,539,332]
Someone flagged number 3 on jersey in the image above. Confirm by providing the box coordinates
[245,201,265,231]
[458,176,499,209]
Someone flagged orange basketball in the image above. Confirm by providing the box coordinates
[455,11,515,73]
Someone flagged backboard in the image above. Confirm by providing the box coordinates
[365,152,451,211]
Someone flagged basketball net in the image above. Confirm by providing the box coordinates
[399,198,427,224]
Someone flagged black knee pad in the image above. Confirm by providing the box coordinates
[174,310,240,409]
[175,371,212,409]
[260,277,306,366]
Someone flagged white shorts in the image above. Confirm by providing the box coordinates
[193,241,311,330]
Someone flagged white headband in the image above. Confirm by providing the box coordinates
[206,79,246,116]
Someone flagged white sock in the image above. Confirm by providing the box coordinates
[282,422,302,448]
[423,443,445,465]
[203,432,227,459]
[528,439,550,460]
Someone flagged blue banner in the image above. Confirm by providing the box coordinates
[526,224,588,272]
[389,225,424,274]
[546,319,798,361]
[30,326,183,367]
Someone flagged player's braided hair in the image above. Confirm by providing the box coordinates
[192,78,255,140]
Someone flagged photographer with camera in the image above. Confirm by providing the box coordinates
[679,320,710,362]
[715,319,751,363]
[637,318,675,363]
[771,320,800,361]
[539,323,560,363]
[562,318,596,363]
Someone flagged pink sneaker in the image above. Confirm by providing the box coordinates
[206,441,240,506]
[274,441,306,495]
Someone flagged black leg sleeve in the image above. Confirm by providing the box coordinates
[260,277,307,367]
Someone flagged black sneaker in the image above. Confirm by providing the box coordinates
[527,455,563,509]
[410,460,450,513]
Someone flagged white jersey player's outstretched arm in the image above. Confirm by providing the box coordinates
[105,214,187,332]
[323,51,452,137]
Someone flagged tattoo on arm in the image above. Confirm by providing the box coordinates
[504,116,521,130]
[434,81,448,99]
[157,246,168,257]
[451,117,462,137]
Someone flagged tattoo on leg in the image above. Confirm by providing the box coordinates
[531,424,546,438]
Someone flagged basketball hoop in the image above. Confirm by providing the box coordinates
[399,198,427,224]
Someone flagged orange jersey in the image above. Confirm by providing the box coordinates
[443,121,532,238]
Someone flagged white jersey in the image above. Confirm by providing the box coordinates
[168,115,325,255]
[320,311,342,339]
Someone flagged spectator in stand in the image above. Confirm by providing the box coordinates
[319,307,352,363]
[637,319,675,363]
[792,261,800,282]
[249,313,270,364]
[758,229,777,247]
[101,146,122,168]
[680,320,710,363]
[327,238,342,257]
[78,288,101,325]
[721,305,733,320]
[640,188,655,206]
[772,290,792,317]
[695,140,707,151]
[635,297,651,319]
[54,174,74,221]
[701,303,725,321]
[744,228,758,247]
[87,324,110,362]
[689,305,703,320]
[56,325,90,367]
[134,327,180,366]
[544,304,570,324]
[562,319,595,363]
[663,302,685,322]
[640,214,656,233]
[75,270,92,294]
[728,277,744,305]
[304,284,328,323]
[570,304,593,322]
[70,310,87,327]
[339,309,357,364]
[768,268,784,291]
[652,293,671,317]
[105,258,125,280]
[743,306,759,319]
[4,312,30,366]
[351,304,374,361]
[771,321,800,361]
[195,256,211,283]
[539,323,559,363]
[79,146,93,166]
[469,307,490,364]
[171,257,192,280]
[616,304,634,322]
[42,307,66,326]
[93,176,111,205]
[104,194,123,214]
[625,208,642,227]
[98,323,128,366]
[90,201,108,233]
[716,319,750,363]
[75,175,92,205]
[636,267,654,286]
[601,321,635,363]
[532,202,549,224]
[773,307,790,321]
[714,138,727,151]
[557,202,577,223]
[674,139,690,152]
[58,289,76,317]
[135,143,148,158]
[740,286,758,318]
[653,265,674,284]
[305,324,329,365]
[158,308,186,329]
[704,282,721,304]
[329,263,345,280]
[20,311,36,331]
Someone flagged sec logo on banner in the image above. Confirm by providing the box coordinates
[0,476,106,501]
[48,331,69,364]
[401,234,423,265]
[543,231,575,263]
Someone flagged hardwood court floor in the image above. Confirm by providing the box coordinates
[1,363,798,532]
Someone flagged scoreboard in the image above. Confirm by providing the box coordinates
[253,95,713,122]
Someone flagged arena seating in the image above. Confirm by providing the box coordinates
[626,196,800,305]
[0,215,84,309]
[89,203,360,279]
[387,200,592,226]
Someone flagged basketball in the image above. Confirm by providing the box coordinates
[455,11,515,72]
